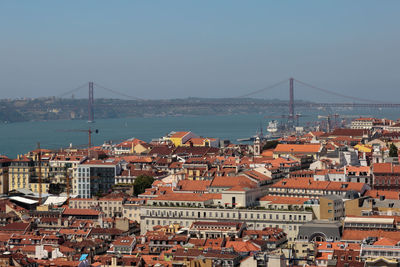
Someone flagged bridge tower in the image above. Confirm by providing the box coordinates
[88,82,94,122]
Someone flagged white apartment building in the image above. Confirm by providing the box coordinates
[73,159,121,198]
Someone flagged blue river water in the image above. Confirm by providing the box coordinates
[0,114,268,158]
[1,109,399,158]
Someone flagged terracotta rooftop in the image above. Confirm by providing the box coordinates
[63,208,100,216]
[274,144,322,153]
[170,131,191,138]
[365,190,400,200]
[176,180,212,192]
[152,192,221,202]
[210,176,257,189]
[271,177,365,192]
[342,229,400,241]
[373,163,400,173]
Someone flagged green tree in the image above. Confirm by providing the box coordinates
[133,175,154,196]
[262,140,279,151]
[389,143,398,157]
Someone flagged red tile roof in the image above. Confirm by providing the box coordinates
[373,163,400,173]
[365,190,400,200]
[0,222,30,232]
[170,131,191,138]
[274,144,322,154]
[342,229,400,241]
[242,170,271,182]
[271,178,365,192]
[63,208,100,216]
[210,176,257,189]
[153,192,221,202]
[176,180,212,192]
[373,237,400,246]
[112,236,135,246]
[225,240,261,252]
[328,128,370,137]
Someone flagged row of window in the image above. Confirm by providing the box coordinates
[376,178,400,185]
[146,209,309,221]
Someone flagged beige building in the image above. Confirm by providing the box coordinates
[140,205,313,241]
[9,156,34,192]
[351,118,375,129]
[69,196,145,222]
[344,197,373,217]
[122,198,145,223]
[49,154,86,186]
[319,195,344,221]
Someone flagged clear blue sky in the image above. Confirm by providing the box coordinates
[0,1,399,102]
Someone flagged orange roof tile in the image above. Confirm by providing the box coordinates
[373,163,400,173]
[261,149,274,157]
[153,192,221,202]
[170,131,191,138]
[342,230,400,241]
[63,208,100,216]
[177,180,212,191]
[210,176,257,189]
[365,190,400,200]
[225,240,261,252]
[271,178,365,192]
[274,144,321,153]
[373,237,400,246]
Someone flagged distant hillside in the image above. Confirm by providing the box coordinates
[0,97,309,123]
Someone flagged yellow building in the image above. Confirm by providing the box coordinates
[29,182,50,194]
[9,154,51,194]
[185,168,205,180]
[9,156,34,192]
[354,143,372,153]
[168,131,197,147]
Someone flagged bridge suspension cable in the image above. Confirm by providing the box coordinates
[293,78,387,104]
[93,82,144,100]
[57,83,88,98]
[236,78,289,98]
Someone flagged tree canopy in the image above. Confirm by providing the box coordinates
[262,140,279,151]
[389,143,398,157]
[133,175,154,196]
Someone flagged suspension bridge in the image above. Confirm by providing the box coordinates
[57,78,400,123]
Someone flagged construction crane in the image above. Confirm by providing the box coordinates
[57,128,99,156]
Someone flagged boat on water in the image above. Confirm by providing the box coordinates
[267,120,278,133]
